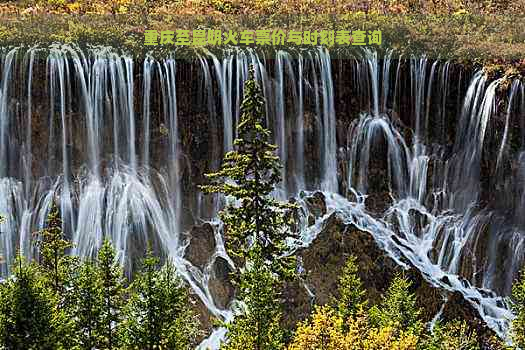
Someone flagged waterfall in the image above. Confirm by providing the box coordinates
[295,55,305,191]
[0,45,525,346]
[317,48,337,193]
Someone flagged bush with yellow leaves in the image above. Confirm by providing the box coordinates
[287,305,351,350]
[360,326,418,350]
[288,256,485,350]
[287,305,419,350]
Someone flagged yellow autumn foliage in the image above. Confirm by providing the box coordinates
[288,306,419,350]
[288,306,350,350]
[362,326,418,350]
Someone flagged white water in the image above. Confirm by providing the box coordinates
[0,45,524,347]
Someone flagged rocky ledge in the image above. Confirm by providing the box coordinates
[185,191,498,347]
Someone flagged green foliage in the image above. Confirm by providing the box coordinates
[425,320,480,350]
[58,239,128,350]
[201,66,297,280]
[0,257,57,350]
[35,205,76,294]
[201,67,295,350]
[511,268,525,348]
[0,209,202,350]
[333,255,367,321]
[223,250,285,350]
[67,261,105,349]
[120,253,200,349]
[369,274,422,333]
[97,239,126,349]
[33,205,77,349]
[53,297,78,350]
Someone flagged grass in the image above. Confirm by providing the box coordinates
[0,0,523,73]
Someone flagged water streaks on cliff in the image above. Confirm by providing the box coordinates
[0,45,523,345]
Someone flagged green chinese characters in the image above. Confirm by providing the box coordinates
[144,29,382,46]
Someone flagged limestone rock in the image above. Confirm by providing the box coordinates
[441,291,497,348]
[208,256,235,310]
[304,191,327,225]
[286,208,496,346]
[185,223,216,269]
[191,296,215,344]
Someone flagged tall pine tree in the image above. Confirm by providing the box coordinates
[67,261,105,349]
[97,239,125,349]
[332,255,367,322]
[121,253,200,349]
[201,66,297,350]
[222,249,286,350]
[0,256,57,349]
[35,204,78,349]
[369,273,423,333]
[35,204,76,294]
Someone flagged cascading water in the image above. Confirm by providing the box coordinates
[0,44,524,347]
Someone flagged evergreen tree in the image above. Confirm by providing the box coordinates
[35,204,78,349]
[369,274,422,333]
[333,255,367,321]
[200,66,297,280]
[0,256,57,349]
[121,253,199,349]
[223,249,285,350]
[35,204,76,294]
[201,67,297,350]
[67,261,105,349]
[97,239,125,349]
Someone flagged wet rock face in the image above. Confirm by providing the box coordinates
[209,256,235,310]
[189,192,496,344]
[294,212,400,309]
[285,192,496,342]
[304,191,328,225]
[184,222,235,296]
[192,298,215,344]
[282,277,315,330]
[184,223,216,268]
[441,292,497,349]
[184,224,235,340]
